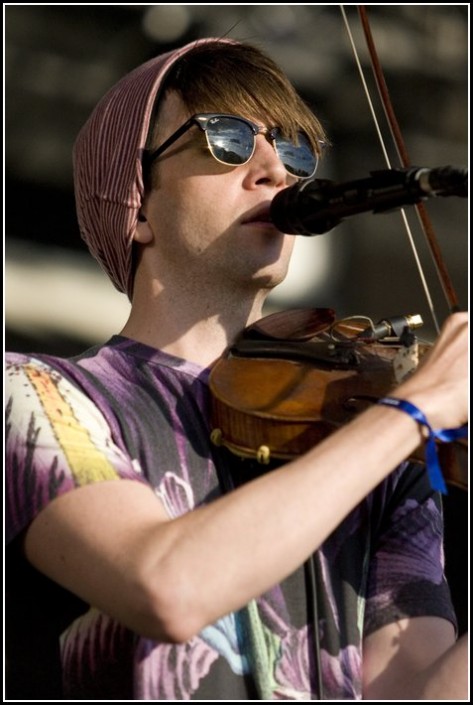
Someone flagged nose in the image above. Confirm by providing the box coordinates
[242,133,290,189]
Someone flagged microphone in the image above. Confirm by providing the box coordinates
[270,166,468,235]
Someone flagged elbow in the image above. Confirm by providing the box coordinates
[133,563,208,644]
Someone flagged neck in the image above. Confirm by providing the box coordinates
[120,279,268,368]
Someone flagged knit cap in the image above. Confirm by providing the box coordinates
[73,38,231,299]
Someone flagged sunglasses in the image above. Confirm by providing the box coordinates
[145,113,319,179]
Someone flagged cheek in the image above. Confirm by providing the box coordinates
[148,180,232,256]
[175,191,228,249]
[156,175,224,221]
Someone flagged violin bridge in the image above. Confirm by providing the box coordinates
[393,341,420,383]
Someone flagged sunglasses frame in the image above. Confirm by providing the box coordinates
[145,113,318,179]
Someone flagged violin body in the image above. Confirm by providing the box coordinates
[209,308,467,490]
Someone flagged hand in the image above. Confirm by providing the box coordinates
[395,311,468,430]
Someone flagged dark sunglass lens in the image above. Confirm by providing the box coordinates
[206,117,254,165]
[275,133,317,178]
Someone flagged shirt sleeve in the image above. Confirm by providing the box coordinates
[364,463,458,637]
[5,353,148,545]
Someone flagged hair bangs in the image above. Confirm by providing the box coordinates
[157,41,328,159]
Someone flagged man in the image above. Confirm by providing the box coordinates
[6,38,468,700]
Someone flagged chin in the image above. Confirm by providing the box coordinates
[251,265,290,290]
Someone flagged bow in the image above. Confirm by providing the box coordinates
[339,5,468,494]
[340,5,467,334]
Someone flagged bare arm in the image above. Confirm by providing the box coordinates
[363,618,467,700]
[23,312,468,645]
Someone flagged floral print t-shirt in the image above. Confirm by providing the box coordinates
[5,336,457,700]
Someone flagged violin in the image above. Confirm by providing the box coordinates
[209,307,467,491]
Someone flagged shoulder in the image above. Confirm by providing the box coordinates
[6,349,104,419]
[6,351,71,409]
[5,340,129,405]
[5,348,148,544]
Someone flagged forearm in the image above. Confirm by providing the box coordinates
[420,633,468,699]
[25,398,424,643]
[363,618,466,701]
[138,401,424,639]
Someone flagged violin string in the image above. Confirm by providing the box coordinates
[339,5,440,334]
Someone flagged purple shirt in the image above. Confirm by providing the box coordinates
[5,337,456,699]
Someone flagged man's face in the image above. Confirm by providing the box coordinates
[141,92,298,294]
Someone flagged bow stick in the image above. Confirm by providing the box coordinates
[340,5,465,333]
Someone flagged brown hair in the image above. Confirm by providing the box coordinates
[146,40,327,163]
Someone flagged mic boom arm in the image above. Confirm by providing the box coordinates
[270,166,468,236]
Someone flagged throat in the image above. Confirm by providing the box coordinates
[120,293,267,368]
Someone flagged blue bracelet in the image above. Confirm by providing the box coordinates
[377,397,468,494]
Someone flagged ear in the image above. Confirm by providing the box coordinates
[133,213,154,244]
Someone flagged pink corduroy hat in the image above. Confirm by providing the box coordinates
[73,38,233,299]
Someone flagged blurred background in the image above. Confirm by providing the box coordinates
[4,5,469,630]
[5,5,468,354]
